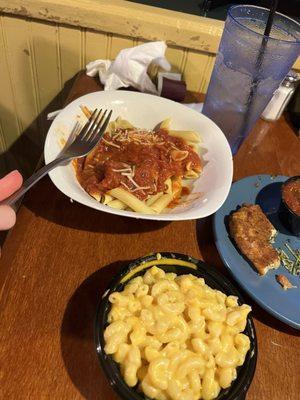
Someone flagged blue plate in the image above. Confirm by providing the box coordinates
[213,174,300,330]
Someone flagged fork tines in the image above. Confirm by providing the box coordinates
[80,108,112,143]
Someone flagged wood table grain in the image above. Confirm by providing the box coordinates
[0,73,299,400]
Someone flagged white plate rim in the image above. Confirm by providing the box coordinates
[44,90,233,221]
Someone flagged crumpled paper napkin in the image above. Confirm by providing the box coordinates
[86,41,171,94]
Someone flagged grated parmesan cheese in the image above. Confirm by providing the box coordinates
[103,139,121,148]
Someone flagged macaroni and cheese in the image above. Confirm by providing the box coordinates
[104,267,251,400]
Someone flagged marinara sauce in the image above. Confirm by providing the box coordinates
[75,128,201,200]
[282,178,300,216]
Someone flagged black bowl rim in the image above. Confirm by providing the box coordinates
[281,175,300,218]
[95,252,258,400]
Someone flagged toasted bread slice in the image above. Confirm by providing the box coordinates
[229,204,280,275]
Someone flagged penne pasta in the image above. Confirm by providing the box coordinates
[90,192,101,202]
[115,117,134,130]
[107,199,127,210]
[168,130,201,143]
[107,121,117,135]
[80,105,92,118]
[146,192,164,206]
[165,178,172,195]
[101,194,114,205]
[159,118,171,130]
[108,188,156,214]
[186,141,198,151]
[74,114,203,215]
[150,193,173,214]
[170,149,189,162]
[184,170,200,179]
[172,177,182,199]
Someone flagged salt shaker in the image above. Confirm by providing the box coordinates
[261,71,299,121]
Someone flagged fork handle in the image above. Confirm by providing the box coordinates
[0,157,67,207]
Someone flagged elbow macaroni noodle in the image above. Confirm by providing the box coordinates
[104,267,251,400]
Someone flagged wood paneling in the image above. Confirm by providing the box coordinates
[0,0,224,54]
[1,16,36,136]
[184,50,216,93]
[165,46,185,72]
[0,14,217,177]
[85,29,108,64]
[58,25,82,87]
[31,20,60,111]
[109,34,135,59]
[0,16,20,153]
[0,1,299,177]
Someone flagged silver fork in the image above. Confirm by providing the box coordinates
[1,108,112,206]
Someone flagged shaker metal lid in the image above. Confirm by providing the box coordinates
[283,70,300,87]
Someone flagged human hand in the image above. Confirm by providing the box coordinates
[0,170,23,230]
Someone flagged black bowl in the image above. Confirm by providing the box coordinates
[280,176,300,237]
[95,253,257,400]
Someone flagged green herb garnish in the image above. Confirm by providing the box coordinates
[278,243,300,276]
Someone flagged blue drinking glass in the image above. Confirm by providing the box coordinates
[203,5,300,155]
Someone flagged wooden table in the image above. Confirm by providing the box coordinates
[0,73,299,400]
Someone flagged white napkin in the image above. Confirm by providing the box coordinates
[86,41,171,94]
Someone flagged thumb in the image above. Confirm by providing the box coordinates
[0,205,16,230]
[0,170,23,201]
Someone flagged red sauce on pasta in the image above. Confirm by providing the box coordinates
[168,186,191,208]
[75,128,202,201]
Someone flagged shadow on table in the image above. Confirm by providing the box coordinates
[196,216,227,273]
[196,216,300,337]
[60,260,127,400]
[24,176,170,234]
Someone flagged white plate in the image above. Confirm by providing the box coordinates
[44,91,232,220]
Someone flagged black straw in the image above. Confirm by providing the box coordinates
[264,0,279,37]
[256,0,280,75]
